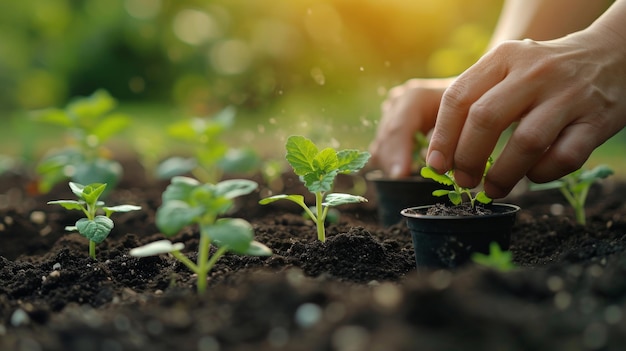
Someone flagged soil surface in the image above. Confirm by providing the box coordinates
[2,159,626,351]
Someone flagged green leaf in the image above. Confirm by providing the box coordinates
[68,89,116,123]
[92,114,130,143]
[303,170,338,193]
[432,189,450,197]
[579,164,613,183]
[33,108,73,127]
[448,192,462,205]
[47,200,85,211]
[69,182,86,198]
[312,148,339,174]
[129,240,185,257]
[167,120,199,140]
[285,135,318,176]
[217,148,262,174]
[529,180,565,191]
[259,194,306,206]
[73,160,122,190]
[322,193,367,207]
[162,176,200,202]
[103,205,141,213]
[81,183,107,204]
[156,157,198,179]
[212,105,236,128]
[156,200,204,236]
[475,191,492,204]
[75,216,114,243]
[336,149,371,174]
[420,167,454,186]
[203,218,254,254]
[245,241,273,256]
[214,179,258,199]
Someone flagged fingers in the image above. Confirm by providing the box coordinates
[426,50,511,185]
[370,79,447,178]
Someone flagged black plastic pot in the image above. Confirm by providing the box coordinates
[366,170,450,227]
[401,203,520,269]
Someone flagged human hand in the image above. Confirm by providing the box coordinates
[369,78,454,178]
[427,28,626,198]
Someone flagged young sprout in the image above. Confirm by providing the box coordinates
[156,106,261,183]
[259,135,370,242]
[471,242,516,272]
[420,158,494,207]
[130,176,271,293]
[48,182,141,259]
[34,90,130,194]
[529,164,613,225]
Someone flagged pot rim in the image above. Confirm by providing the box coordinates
[401,203,521,220]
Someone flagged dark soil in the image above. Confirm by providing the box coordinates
[2,159,626,351]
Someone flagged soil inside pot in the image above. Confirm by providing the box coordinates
[421,202,494,216]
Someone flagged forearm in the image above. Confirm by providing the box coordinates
[587,0,626,51]
[488,0,611,47]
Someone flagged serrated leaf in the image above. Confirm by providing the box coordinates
[214,179,258,199]
[322,193,367,207]
[312,148,338,174]
[303,170,337,193]
[420,167,454,186]
[285,135,318,176]
[156,200,204,236]
[156,157,198,179]
[76,216,114,243]
[336,149,371,174]
[47,200,85,211]
[203,218,254,254]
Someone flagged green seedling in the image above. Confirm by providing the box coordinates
[130,176,271,293]
[34,90,130,194]
[471,242,516,272]
[48,182,141,259]
[259,135,370,242]
[529,164,613,225]
[411,131,429,172]
[156,106,261,183]
[420,158,493,207]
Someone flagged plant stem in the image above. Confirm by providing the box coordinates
[196,234,211,294]
[89,240,96,259]
[170,251,199,274]
[315,192,325,242]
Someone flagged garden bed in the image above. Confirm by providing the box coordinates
[1,159,626,351]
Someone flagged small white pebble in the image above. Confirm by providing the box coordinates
[29,211,46,225]
[53,263,61,270]
[10,309,30,327]
[295,303,322,328]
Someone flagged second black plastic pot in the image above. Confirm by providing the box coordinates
[401,203,520,269]
[366,170,450,227]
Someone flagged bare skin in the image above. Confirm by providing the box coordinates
[369,0,625,198]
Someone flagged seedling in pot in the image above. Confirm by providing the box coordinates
[472,242,516,272]
[420,157,494,208]
[130,176,272,293]
[259,135,370,242]
[529,164,613,225]
[34,90,130,194]
[156,106,261,183]
[48,182,141,259]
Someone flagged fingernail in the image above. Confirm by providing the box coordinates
[389,163,403,178]
[426,150,446,173]
[453,170,477,188]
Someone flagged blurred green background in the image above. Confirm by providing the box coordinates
[1,0,623,174]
